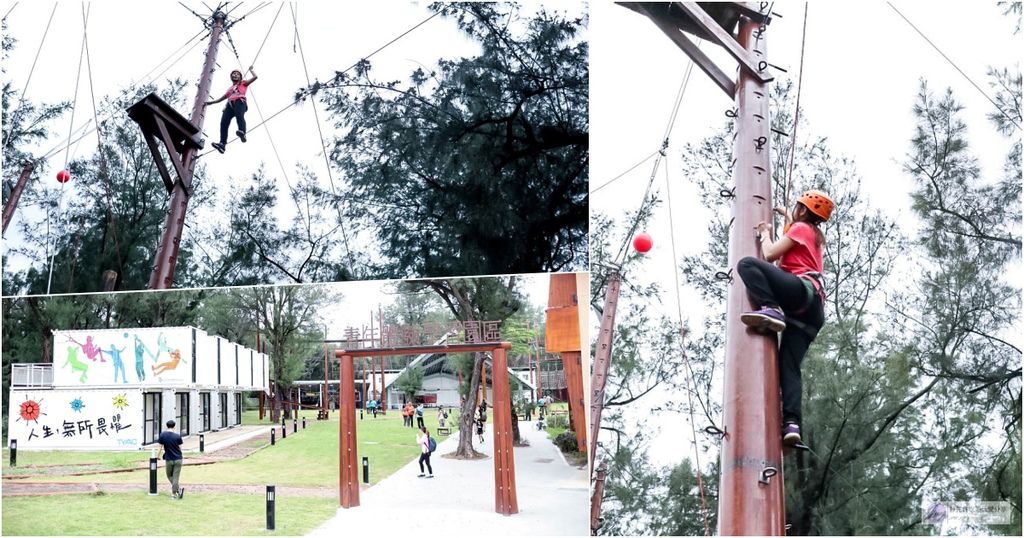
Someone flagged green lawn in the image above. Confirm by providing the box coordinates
[1,449,151,476]
[1,491,336,536]
[2,409,459,535]
[17,409,452,487]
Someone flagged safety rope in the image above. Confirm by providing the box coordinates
[289,2,354,268]
[82,1,125,280]
[221,4,313,252]
[198,8,441,158]
[887,1,1020,131]
[783,3,809,213]
[2,2,18,21]
[663,151,711,536]
[3,2,57,152]
[47,3,86,294]
[613,50,697,267]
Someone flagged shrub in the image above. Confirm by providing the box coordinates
[547,413,569,429]
[553,431,578,453]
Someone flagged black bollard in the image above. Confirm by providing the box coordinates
[199,433,205,453]
[293,420,297,433]
[266,485,276,530]
[148,452,158,495]
[362,456,369,484]
[360,410,363,420]
[281,425,286,439]
[271,428,276,445]
[302,417,306,429]
[9,439,16,467]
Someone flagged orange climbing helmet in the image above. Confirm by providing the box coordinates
[797,190,834,221]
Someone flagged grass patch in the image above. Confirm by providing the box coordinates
[1,449,150,476]
[1,491,336,535]
[21,410,456,487]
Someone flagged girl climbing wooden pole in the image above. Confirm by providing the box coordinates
[736,190,834,446]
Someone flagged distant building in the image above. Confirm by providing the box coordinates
[383,352,535,408]
[8,326,269,450]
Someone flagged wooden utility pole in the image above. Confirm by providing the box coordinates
[624,3,784,534]
[144,10,226,288]
[590,462,609,535]
[589,271,620,474]
[1,161,34,236]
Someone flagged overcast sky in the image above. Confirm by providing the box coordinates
[590,1,1021,466]
[1,0,488,274]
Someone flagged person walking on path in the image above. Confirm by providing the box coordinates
[416,426,434,478]
[415,403,425,429]
[205,67,258,154]
[736,190,833,446]
[157,420,185,499]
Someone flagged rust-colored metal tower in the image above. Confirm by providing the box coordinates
[131,10,225,289]
[623,2,784,534]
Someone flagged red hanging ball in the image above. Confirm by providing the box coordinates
[633,232,653,253]
[56,170,71,183]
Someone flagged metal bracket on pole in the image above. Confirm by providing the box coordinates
[675,3,774,82]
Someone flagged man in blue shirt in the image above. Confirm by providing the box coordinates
[158,420,185,499]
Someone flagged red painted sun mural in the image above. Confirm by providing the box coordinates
[19,399,42,423]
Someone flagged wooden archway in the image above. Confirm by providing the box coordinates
[334,342,518,515]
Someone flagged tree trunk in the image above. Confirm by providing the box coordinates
[270,381,282,423]
[455,352,484,458]
[25,297,53,363]
[510,391,522,445]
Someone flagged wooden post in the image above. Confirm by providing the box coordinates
[362,359,369,405]
[491,344,518,515]
[147,10,226,288]
[258,391,265,421]
[481,359,488,406]
[562,351,586,451]
[717,15,785,535]
[590,462,609,535]
[371,356,378,402]
[1,161,34,235]
[590,271,620,472]
[339,354,360,507]
[379,357,387,412]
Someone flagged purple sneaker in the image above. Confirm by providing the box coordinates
[782,422,802,445]
[740,306,786,333]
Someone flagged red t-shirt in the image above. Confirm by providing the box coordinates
[779,222,824,295]
[223,81,250,102]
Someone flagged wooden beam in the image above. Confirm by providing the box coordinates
[336,342,511,358]
[153,118,192,191]
[677,2,774,82]
[141,132,175,193]
[636,3,736,98]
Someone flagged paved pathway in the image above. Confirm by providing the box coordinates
[308,420,588,536]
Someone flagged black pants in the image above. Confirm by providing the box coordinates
[219,100,248,144]
[736,257,825,425]
[416,416,424,429]
[418,452,432,474]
